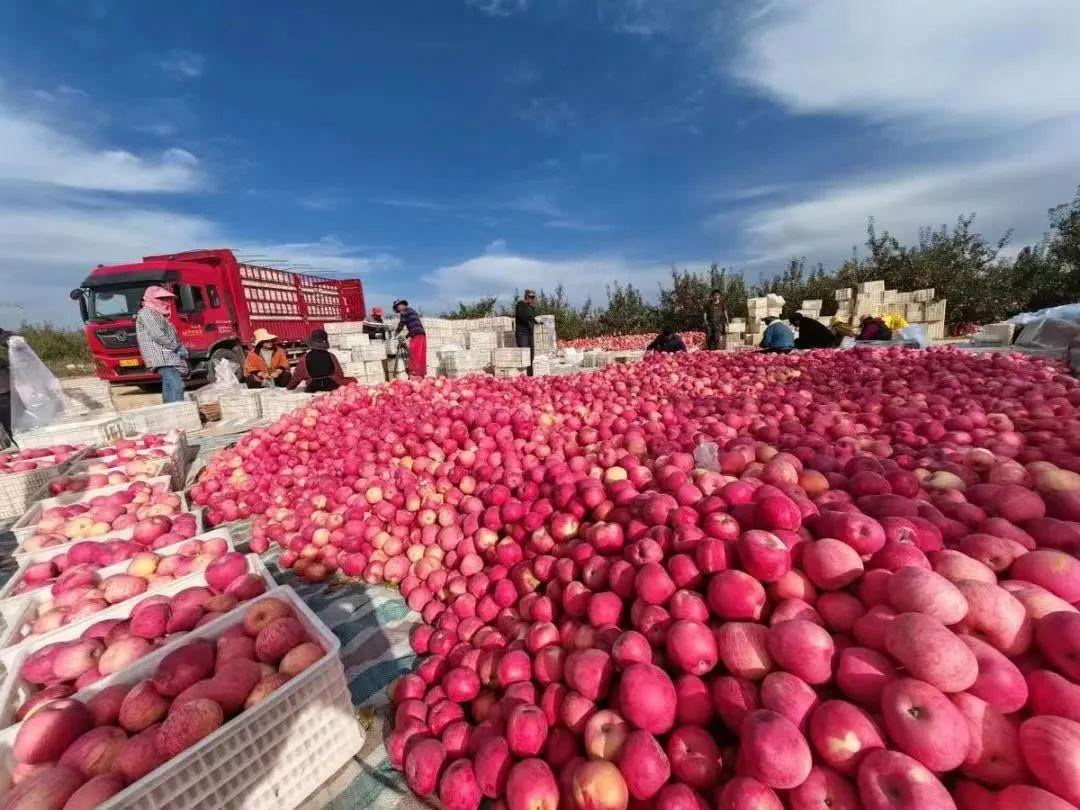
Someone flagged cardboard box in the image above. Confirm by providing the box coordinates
[834,288,853,302]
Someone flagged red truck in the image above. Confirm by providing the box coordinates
[70,248,366,385]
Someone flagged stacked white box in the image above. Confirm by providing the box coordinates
[353,344,388,362]
[532,355,552,376]
[924,299,947,321]
[857,280,886,294]
[905,303,925,321]
[834,288,853,301]
[328,332,369,349]
[493,367,523,378]
[914,288,935,302]
[801,300,822,311]
[727,319,746,335]
[330,349,352,364]
[322,321,365,335]
[493,347,531,368]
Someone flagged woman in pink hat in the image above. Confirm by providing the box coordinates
[135,286,188,403]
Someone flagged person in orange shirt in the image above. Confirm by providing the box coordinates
[244,329,292,389]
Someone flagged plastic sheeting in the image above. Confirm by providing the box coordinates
[1017,317,1080,350]
[8,337,75,431]
[693,439,720,472]
[1010,303,1080,326]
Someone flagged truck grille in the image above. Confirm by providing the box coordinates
[97,328,138,350]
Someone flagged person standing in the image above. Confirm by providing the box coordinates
[515,289,541,376]
[0,327,13,437]
[704,289,728,350]
[393,299,427,377]
[135,286,188,404]
[363,306,391,338]
[243,329,292,389]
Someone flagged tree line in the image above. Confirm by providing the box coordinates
[441,188,1080,340]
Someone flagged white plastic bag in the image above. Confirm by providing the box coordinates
[194,358,243,401]
[9,337,76,431]
[897,325,930,349]
[693,439,720,472]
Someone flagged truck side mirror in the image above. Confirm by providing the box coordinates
[69,289,83,300]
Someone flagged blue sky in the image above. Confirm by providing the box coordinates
[1,0,1079,326]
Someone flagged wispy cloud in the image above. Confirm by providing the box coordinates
[157,49,205,80]
[545,219,613,233]
[298,190,349,211]
[0,103,202,192]
[466,0,529,17]
[506,192,565,219]
[517,96,576,132]
[375,196,448,212]
[33,85,90,103]
[505,60,541,85]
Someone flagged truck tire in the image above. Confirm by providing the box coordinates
[207,347,244,383]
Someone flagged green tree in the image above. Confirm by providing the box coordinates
[441,297,498,319]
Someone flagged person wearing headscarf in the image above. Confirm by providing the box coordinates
[790,312,840,349]
[243,329,291,389]
[363,306,392,338]
[287,329,349,393]
[135,286,187,403]
[759,316,795,353]
[857,316,893,342]
[645,326,688,354]
[704,289,729,350]
[393,299,427,377]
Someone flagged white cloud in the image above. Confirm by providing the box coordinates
[721,0,1080,271]
[485,239,508,254]
[0,104,202,192]
[737,0,1080,127]
[517,97,576,132]
[466,0,529,17]
[157,49,205,80]
[421,251,673,311]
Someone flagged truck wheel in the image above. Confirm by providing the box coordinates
[207,348,244,382]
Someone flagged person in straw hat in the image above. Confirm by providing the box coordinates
[243,328,292,389]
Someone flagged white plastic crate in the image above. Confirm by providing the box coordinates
[14,503,200,566]
[30,456,175,504]
[323,320,365,335]
[10,475,174,542]
[0,550,265,661]
[121,401,202,436]
[13,415,124,450]
[219,390,264,423]
[0,586,361,810]
[258,390,310,420]
[329,332,369,349]
[0,465,66,522]
[913,288,936,302]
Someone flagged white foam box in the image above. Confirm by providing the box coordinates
[0,584,361,810]
[467,332,498,350]
[363,361,386,380]
[905,303,925,321]
[354,343,388,362]
[924,299,947,321]
[927,321,946,341]
[0,540,255,660]
[328,332,368,349]
[800,300,822,310]
[973,323,1015,345]
[834,288,853,302]
[765,293,786,308]
[493,347,531,368]
[493,367,523,378]
[913,288,936,302]
[857,279,885,294]
[322,321,365,335]
[882,290,899,304]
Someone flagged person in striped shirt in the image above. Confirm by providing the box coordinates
[393,299,427,377]
[135,286,188,403]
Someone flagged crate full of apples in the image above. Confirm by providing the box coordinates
[0,587,362,810]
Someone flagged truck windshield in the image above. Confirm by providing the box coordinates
[85,285,151,322]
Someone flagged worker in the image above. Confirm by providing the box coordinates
[287,329,348,392]
[857,316,893,342]
[134,286,188,404]
[790,312,839,349]
[759,316,795,353]
[393,299,427,377]
[243,329,291,389]
[645,326,688,354]
[0,327,13,437]
[704,289,728,350]
[515,290,542,376]
[363,306,392,338]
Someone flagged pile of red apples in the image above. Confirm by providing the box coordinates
[558,331,706,352]
[193,347,1080,809]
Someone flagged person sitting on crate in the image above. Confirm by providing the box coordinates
[645,325,688,354]
[393,299,427,377]
[135,286,189,404]
[287,329,352,393]
[243,329,292,389]
[759,316,795,354]
[789,312,840,349]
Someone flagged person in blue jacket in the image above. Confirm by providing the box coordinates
[760,316,795,353]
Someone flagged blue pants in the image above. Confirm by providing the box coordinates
[159,366,184,403]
